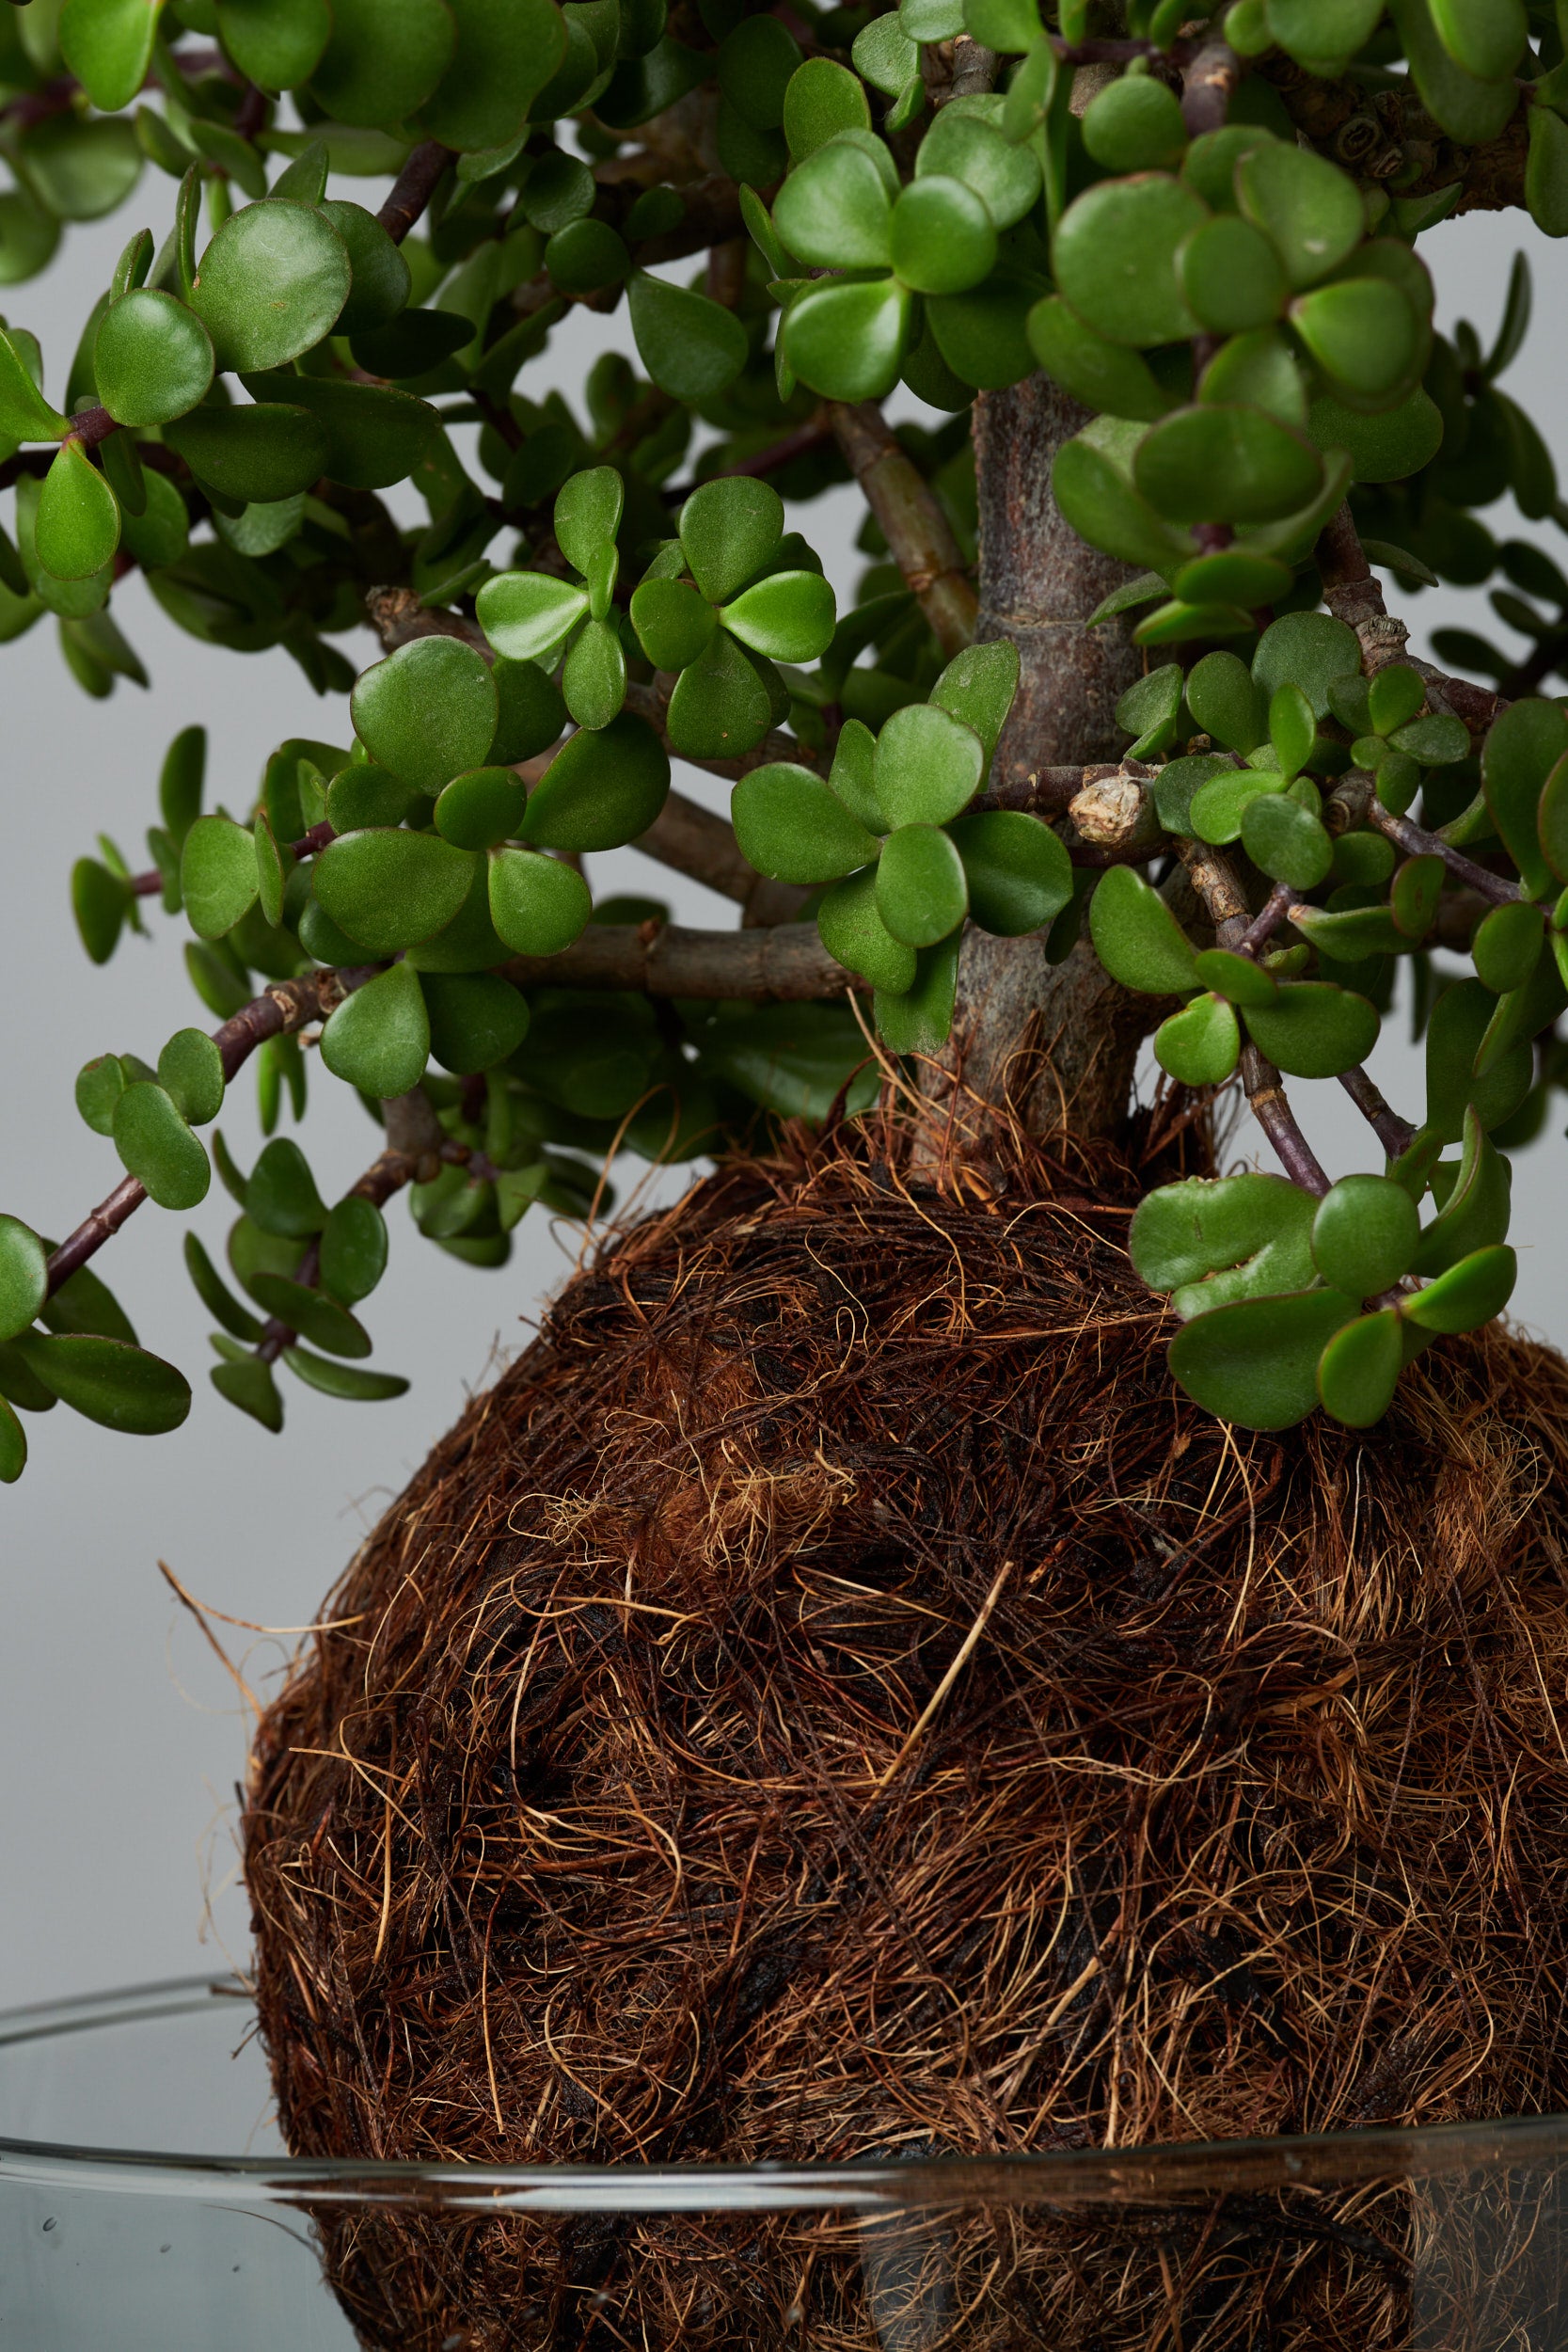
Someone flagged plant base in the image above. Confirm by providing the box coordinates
[244,1109,1568,2350]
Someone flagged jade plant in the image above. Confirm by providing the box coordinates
[0,0,1565,1485]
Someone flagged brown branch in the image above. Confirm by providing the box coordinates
[43,967,373,1298]
[1317,504,1506,738]
[501,919,856,999]
[716,411,836,482]
[1338,1065,1417,1161]
[1364,798,1523,906]
[1179,839,1330,1197]
[1180,39,1242,137]
[377,140,456,244]
[635,790,807,925]
[828,402,977,659]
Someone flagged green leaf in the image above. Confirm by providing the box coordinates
[247,1272,372,1357]
[112,1081,211,1209]
[94,288,214,427]
[562,614,626,730]
[435,765,526,852]
[1026,294,1174,425]
[721,570,836,663]
[351,636,499,794]
[318,1197,388,1305]
[1194,946,1277,1008]
[1472,899,1543,994]
[947,810,1072,936]
[1425,977,1533,1141]
[1428,0,1525,81]
[1244,980,1379,1077]
[1167,1286,1360,1430]
[1088,865,1199,995]
[928,641,1018,767]
[890,174,996,295]
[0,1393,27,1481]
[76,1054,127,1136]
[315,198,410,336]
[308,0,456,125]
[1263,0,1381,69]
[320,961,431,1096]
[181,813,260,939]
[1252,610,1361,719]
[489,657,563,766]
[183,1231,263,1341]
[413,0,567,151]
[1133,404,1323,527]
[1180,213,1290,341]
[1402,1243,1516,1334]
[246,1136,326,1236]
[164,402,328,502]
[1052,173,1207,348]
[0,1216,47,1345]
[1526,103,1568,239]
[36,440,119,582]
[1189,766,1287,846]
[420,969,530,1073]
[71,857,131,964]
[1410,1107,1512,1278]
[876,822,967,948]
[1236,139,1364,289]
[666,628,781,760]
[487,844,593,953]
[60,0,163,111]
[1052,421,1190,572]
[875,933,960,1056]
[1311,1173,1420,1297]
[238,372,436,490]
[816,866,915,993]
[732,762,880,883]
[1386,0,1516,141]
[627,270,748,401]
[1291,276,1420,405]
[553,465,623,579]
[476,569,589,664]
[157,1026,224,1124]
[40,1256,136,1343]
[1154,992,1241,1087]
[680,475,784,605]
[1316,1308,1402,1427]
[630,577,716,671]
[254,808,287,926]
[1240,792,1333,890]
[962,0,1042,51]
[872,703,984,829]
[211,1353,284,1431]
[1083,74,1187,174]
[190,199,351,372]
[1186,650,1266,755]
[12,1330,191,1434]
[313,827,476,954]
[215,0,332,86]
[284,1344,409,1400]
[0,325,67,443]
[521,711,670,851]
[782,56,872,159]
[774,137,893,270]
[1481,696,1567,901]
[784,276,912,404]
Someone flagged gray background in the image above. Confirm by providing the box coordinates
[0,193,1562,2013]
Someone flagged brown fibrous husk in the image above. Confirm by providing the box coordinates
[244,1104,1568,2351]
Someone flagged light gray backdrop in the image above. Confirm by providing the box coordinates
[0,191,1561,2011]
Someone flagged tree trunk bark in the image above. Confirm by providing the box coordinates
[926,377,1153,1147]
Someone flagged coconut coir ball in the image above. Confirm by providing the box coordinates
[245,1119,1568,2351]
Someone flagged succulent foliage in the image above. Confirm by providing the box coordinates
[1,0,1566,1477]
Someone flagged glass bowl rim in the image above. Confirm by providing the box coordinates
[2,1976,1565,2218]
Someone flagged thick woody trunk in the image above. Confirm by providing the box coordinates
[927,378,1152,1146]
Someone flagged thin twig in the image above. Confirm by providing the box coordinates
[1338,1066,1417,1161]
[500,919,857,1000]
[377,140,456,245]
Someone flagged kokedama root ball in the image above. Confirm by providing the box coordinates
[245,1120,1568,2351]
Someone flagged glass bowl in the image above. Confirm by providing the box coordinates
[1,1976,1564,2349]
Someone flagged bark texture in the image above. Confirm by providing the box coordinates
[937,377,1150,1144]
